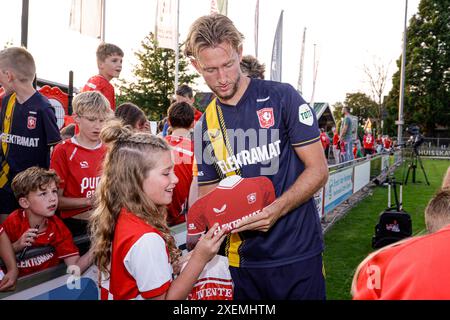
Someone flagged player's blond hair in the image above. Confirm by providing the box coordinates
[184,14,244,59]
[0,47,36,82]
[73,91,113,119]
[89,120,180,278]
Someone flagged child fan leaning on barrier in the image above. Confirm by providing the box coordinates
[1,167,92,277]
[89,121,226,300]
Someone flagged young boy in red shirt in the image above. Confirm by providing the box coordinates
[81,43,123,110]
[2,167,92,277]
[164,102,195,226]
[51,91,113,236]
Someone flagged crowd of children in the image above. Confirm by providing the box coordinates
[0,43,217,298]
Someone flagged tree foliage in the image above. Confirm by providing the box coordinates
[332,101,345,126]
[333,93,379,138]
[117,32,199,120]
[385,0,450,136]
[343,92,379,126]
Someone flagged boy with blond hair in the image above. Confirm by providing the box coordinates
[51,91,113,236]
[0,47,61,221]
[81,43,123,110]
[2,167,92,277]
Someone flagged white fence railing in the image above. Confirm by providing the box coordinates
[315,151,401,218]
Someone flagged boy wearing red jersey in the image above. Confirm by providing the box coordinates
[81,43,123,111]
[165,102,195,226]
[51,91,113,236]
[2,167,92,277]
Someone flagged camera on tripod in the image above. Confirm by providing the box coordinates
[403,124,430,185]
[405,124,424,150]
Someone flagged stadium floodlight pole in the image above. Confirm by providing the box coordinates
[397,0,408,146]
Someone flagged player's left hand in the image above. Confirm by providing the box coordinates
[231,200,283,233]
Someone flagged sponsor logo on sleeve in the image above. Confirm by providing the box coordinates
[298,104,314,126]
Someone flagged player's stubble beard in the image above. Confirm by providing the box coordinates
[210,73,241,102]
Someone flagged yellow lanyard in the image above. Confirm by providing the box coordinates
[205,98,241,177]
[0,93,16,187]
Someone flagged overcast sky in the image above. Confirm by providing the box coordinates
[0,0,420,106]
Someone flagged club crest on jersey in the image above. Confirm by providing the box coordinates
[27,116,37,129]
[298,104,314,126]
[257,108,274,129]
[247,193,257,204]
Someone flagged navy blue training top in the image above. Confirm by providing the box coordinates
[0,91,61,182]
[194,78,324,268]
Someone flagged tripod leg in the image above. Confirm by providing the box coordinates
[416,153,430,185]
[404,160,412,185]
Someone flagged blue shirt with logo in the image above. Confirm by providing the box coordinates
[0,92,61,213]
[194,78,323,268]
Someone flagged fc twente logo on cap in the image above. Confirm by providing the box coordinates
[257,108,274,129]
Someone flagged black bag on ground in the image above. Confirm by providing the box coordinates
[372,178,412,249]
